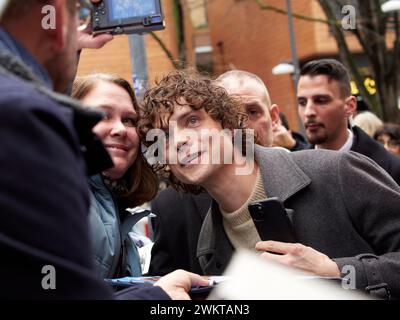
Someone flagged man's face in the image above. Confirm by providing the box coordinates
[220,78,276,147]
[164,102,233,188]
[297,75,352,148]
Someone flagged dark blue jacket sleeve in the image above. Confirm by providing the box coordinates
[0,86,113,299]
[114,284,171,300]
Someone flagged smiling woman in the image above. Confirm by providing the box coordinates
[72,73,158,279]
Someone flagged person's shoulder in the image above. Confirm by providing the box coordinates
[0,74,75,134]
[256,144,342,163]
[294,148,382,172]
[0,74,64,116]
[384,148,400,183]
[259,146,375,174]
[351,126,389,158]
[352,126,400,170]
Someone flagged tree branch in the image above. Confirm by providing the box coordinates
[254,0,329,24]
[318,0,382,117]
[149,32,182,70]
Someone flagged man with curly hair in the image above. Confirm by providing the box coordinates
[147,70,281,276]
[139,69,400,299]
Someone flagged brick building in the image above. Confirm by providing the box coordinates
[77,0,389,129]
[77,0,209,94]
[206,0,368,130]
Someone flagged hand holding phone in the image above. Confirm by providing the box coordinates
[248,197,295,243]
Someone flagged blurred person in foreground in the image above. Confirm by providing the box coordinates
[0,0,206,299]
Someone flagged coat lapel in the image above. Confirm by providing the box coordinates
[196,201,234,275]
[196,146,312,274]
[255,146,311,202]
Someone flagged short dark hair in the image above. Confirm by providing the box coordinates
[300,59,351,98]
[374,123,400,141]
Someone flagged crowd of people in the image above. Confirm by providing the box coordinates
[1,0,400,300]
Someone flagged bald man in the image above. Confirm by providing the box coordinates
[216,70,279,147]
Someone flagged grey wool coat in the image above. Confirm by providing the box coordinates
[197,146,400,299]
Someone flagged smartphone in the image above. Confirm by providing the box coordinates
[248,197,295,243]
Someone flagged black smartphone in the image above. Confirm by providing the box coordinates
[248,197,295,243]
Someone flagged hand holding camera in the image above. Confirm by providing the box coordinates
[77,0,165,50]
[92,0,165,35]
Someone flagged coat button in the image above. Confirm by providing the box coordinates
[215,261,222,269]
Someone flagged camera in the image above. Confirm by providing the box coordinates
[92,0,165,35]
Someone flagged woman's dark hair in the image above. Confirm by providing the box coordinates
[374,123,400,141]
[72,73,158,207]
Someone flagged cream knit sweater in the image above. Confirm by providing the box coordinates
[220,170,267,251]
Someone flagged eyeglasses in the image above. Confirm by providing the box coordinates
[77,0,93,32]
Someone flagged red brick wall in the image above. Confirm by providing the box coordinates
[206,0,365,130]
[207,0,319,130]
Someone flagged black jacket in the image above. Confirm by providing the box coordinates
[351,126,400,185]
[291,131,310,151]
[149,188,211,276]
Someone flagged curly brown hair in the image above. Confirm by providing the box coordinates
[72,73,159,207]
[137,69,249,194]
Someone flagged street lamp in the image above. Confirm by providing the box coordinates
[272,62,295,76]
[381,0,400,12]
[272,60,305,134]
[285,0,300,88]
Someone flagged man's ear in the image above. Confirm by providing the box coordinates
[47,0,68,53]
[344,96,357,118]
[269,104,280,126]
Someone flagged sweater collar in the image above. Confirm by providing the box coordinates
[197,146,311,259]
